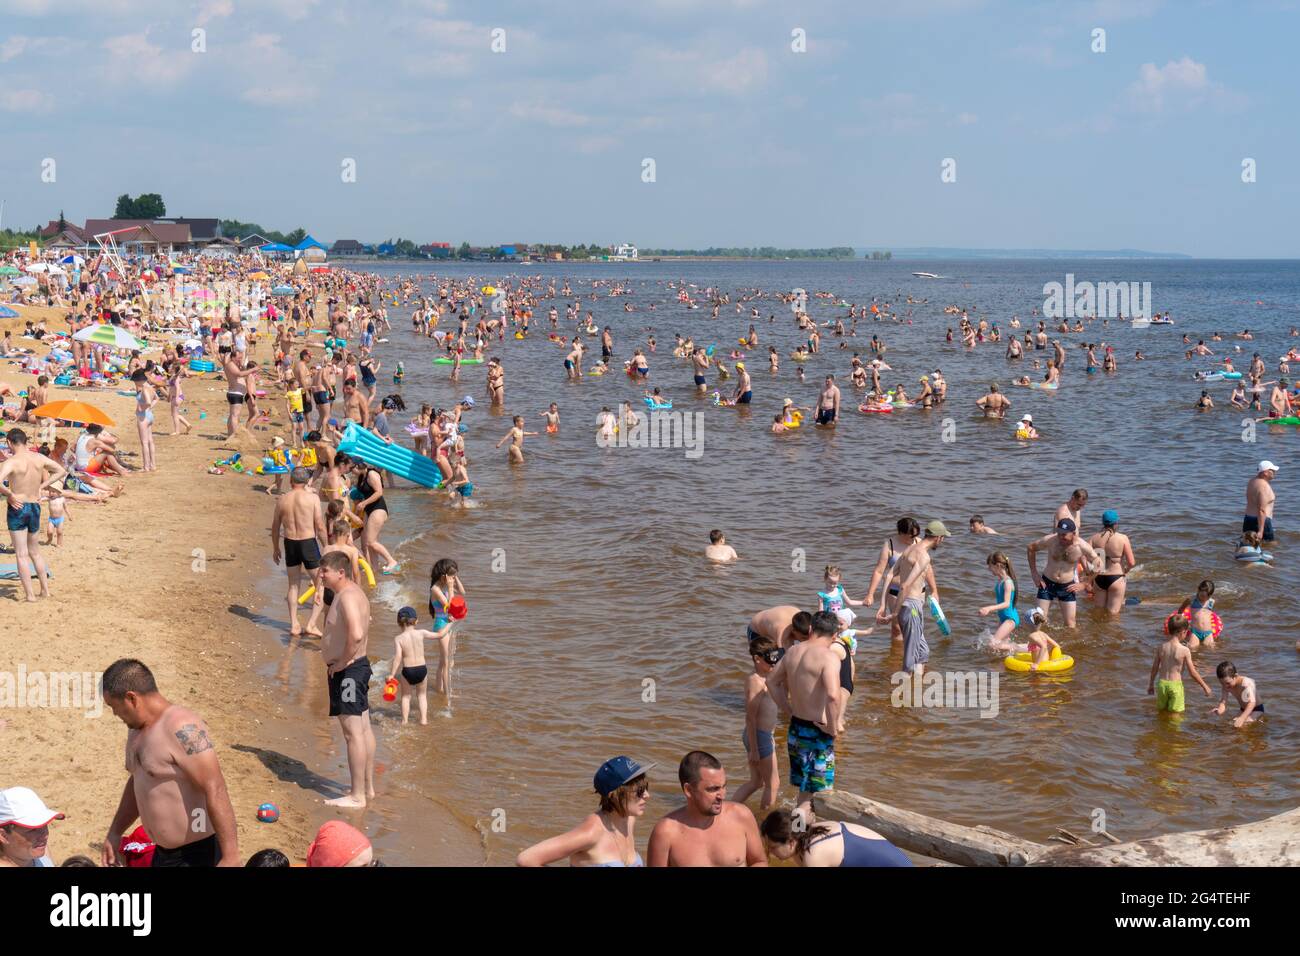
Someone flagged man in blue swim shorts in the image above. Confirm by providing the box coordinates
[765,610,842,820]
[1,427,64,602]
[1028,517,1101,628]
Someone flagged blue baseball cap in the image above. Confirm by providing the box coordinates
[593,756,655,797]
[1102,509,1119,526]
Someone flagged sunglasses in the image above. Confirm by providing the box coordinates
[760,649,785,665]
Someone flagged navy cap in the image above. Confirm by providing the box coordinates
[593,756,655,797]
[1056,518,1077,533]
[397,606,417,622]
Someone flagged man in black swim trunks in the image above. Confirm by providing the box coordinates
[816,375,840,426]
[271,467,327,637]
[692,347,711,394]
[1028,518,1102,628]
[320,550,376,808]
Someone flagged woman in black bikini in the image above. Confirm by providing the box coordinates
[352,461,399,574]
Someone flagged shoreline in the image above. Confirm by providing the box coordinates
[3,304,322,863]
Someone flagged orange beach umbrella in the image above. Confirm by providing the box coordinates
[31,400,115,427]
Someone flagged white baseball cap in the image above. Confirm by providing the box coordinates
[0,787,65,828]
[1259,460,1280,473]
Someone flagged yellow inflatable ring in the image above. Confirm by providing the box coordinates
[783,411,803,428]
[296,556,376,604]
[1004,646,1075,673]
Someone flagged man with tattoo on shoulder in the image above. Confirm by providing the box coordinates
[101,659,240,867]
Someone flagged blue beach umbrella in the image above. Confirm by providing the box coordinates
[271,285,296,296]
[0,305,18,318]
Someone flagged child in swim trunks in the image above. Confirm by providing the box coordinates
[1211,661,1264,727]
[390,607,434,725]
[540,403,560,434]
[42,489,69,547]
[1147,614,1212,713]
[731,636,782,811]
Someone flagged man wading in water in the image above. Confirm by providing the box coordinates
[1028,518,1102,628]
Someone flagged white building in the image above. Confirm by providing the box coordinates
[609,242,638,261]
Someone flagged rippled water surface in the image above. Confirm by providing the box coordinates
[257,259,1300,864]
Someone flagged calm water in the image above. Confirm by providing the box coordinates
[255,259,1300,865]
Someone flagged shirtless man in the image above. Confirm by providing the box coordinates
[271,467,327,637]
[746,606,809,650]
[1054,488,1088,535]
[341,382,369,428]
[731,362,752,405]
[292,349,313,396]
[646,751,765,867]
[1,428,65,602]
[222,353,255,440]
[319,550,376,808]
[815,375,840,426]
[976,383,1011,418]
[764,612,842,819]
[101,659,239,866]
[692,347,711,394]
[1268,380,1290,419]
[1243,461,1278,543]
[1028,518,1102,628]
[310,361,335,431]
[1088,509,1136,615]
[876,521,949,676]
[705,529,738,562]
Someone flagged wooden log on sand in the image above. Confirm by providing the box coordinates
[814,790,1042,867]
[815,790,1300,867]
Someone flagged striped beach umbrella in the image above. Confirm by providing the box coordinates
[72,324,147,350]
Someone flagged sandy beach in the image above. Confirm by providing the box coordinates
[2,303,322,863]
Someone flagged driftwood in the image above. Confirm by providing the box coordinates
[815,790,1300,867]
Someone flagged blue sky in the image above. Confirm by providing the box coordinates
[1,0,1296,256]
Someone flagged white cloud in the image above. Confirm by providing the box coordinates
[102,33,195,84]
[260,0,320,21]
[1,36,32,61]
[0,88,55,112]
[700,47,768,95]
[508,101,591,127]
[1088,0,1162,20]
[576,135,618,154]
[1126,56,1238,112]
[957,112,978,125]
[241,85,316,107]
[196,0,234,25]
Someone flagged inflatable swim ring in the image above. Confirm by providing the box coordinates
[1164,608,1223,639]
[782,410,803,428]
[1260,416,1300,425]
[1015,428,1036,440]
[644,397,673,410]
[1004,646,1075,673]
[927,595,950,636]
[298,556,376,604]
[1235,549,1273,563]
[858,403,893,414]
[1031,382,1059,390]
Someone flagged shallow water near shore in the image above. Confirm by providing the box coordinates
[254,259,1300,864]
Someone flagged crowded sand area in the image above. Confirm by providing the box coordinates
[2,303,320,862]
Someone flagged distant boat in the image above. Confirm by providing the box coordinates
[912,272,941,279]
